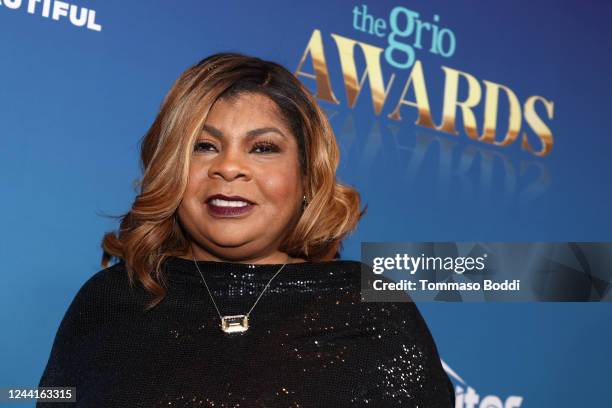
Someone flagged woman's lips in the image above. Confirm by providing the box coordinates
[207,202,255,217]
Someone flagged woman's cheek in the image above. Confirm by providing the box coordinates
[261,175,296,205]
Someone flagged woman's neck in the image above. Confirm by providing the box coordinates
[186,246,306,265]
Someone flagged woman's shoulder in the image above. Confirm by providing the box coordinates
[75,261,130,296]
[47,261,146,340]
[303,259,363,274]
[292,259,377,290]
[318,262,455,406]
[65,261,139,314]
[299,259,373,278]
[309,259,414,298]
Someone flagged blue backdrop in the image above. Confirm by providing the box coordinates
[2,0,611,406]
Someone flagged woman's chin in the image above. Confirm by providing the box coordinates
[207,233,255,250]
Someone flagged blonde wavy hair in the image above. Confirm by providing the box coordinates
[101,52,367,309]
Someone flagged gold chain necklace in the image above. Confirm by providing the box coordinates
[192,254,287,334]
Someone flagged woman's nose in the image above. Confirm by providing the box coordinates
[207,147,250,181]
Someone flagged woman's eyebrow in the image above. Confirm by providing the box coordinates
[202,124,286,139]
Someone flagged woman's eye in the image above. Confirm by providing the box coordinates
[252,142,280,154]
[194,141,217,152]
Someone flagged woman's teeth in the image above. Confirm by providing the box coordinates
[209,199,250,207]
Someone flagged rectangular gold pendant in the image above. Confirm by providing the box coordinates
[220,315,249,333]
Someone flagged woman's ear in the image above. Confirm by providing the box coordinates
[301,178,309,210]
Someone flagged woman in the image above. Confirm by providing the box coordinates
[37,52,455,407]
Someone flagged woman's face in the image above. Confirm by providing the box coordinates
[178,92,305,263]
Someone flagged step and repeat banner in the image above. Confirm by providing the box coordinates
[2,0,611,406]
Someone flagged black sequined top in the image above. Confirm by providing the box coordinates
[37,256,455,407]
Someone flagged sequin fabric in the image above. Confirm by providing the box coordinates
[37,256,455,407]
